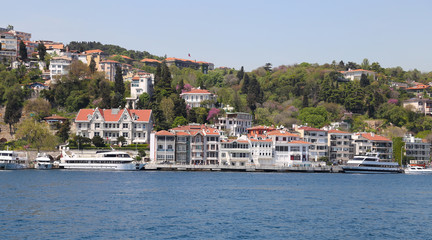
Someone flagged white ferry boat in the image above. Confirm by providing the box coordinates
[59,146,143,171]
[404,165,432,174]
[34,153,53,169]
[342,152,402,174]
[0,150,28,170]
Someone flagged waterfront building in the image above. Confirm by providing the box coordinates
[403,134,431,165]
[266,129,310,166]
[403,98,432,115]
[340,69,376,81]
[328,130,354,164]
[295,126,328,161]
[180,88,217,108]
[150,124,220,165]
[352,133,393,160]
[215,112,253,136]
[75,107,153,144]
[249,136,273,166]
[220,136,251,166]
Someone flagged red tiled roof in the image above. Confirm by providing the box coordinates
[176,132,191,136]
[247,126,277,131]
[181,88,212,94]
[361,133,391,142]
[155,130,175,136]
[75,108,151,122]
[132,76,140,80]
[249,138,272,142]
[203,128,220,136]
[44,115,67,120]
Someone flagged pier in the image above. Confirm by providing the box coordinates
[144,163,343,173]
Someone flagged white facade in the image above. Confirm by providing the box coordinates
[49,57,71,82]
[75,108,153,144]
[340,69,376,81]
[131,73,154,99]
[403,134,431,163]
[216,112,253,136]
[295,126,328,161]
[0,32,17,59]
[220,137,251,166]
[180,88,217,108]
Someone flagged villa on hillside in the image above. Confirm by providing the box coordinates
[340,69,376,81]
[180,88,217,108]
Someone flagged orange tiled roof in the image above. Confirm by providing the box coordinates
[249,138,272,142]
[44,115,67,120]
[85,49,104,54]
[45,43,64,50]
[247,126,277,131]
[267,130,299,137]
[155,130,175,136]
[407,84,430,90]
[361,133,391,142]
[140,58,161,63]
[76,108,151,122]
[127,109,152,122]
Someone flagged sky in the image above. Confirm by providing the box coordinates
[2,0,432,72]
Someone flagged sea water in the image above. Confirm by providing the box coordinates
[0,171,431,239]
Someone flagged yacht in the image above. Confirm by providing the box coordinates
[34,153,53,169]
[0,149,28,170]
[59,146,143,171]
[404,165,432,174]
[342,152,402,174]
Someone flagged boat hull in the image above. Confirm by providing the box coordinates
[59,163,138,171]
[342,166,402,174]
[35,163,53,170]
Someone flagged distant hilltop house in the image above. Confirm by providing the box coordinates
[0,32,18,60]
[49,56,71,83]
[180,88,217,108]
[165,57,214,74]
[406,84,431,97]
[75,107,153,144]
[340,69,376,81]
[140,58,161,68]
[126,72,154,109]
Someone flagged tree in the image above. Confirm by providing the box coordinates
[236,66,244,81]
[56,119,71,143]
[160,97,175,124]
[172,116,189,128]
[89,57,96,74]
[4,85,24,134]
[137,93,151,109]
[117,136,126,146]
[24,98,51,121]
[92,135,106,147]
[114,65,125,96]
[360,73,370,88]
[361,58,370,70]
[37,43,47,61]
[16,118,57,152]
[241,73,250,94]
[298,106,329,128]
[264,63,272,72]
[69,60,90,80]
[19,41,28,62]
[99,79,111,109]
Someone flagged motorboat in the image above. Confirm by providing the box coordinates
[59,146,144,171]
[342,152,402,174]
[34,153,53,169]
[404,165,432,174]
[0,149,28,170]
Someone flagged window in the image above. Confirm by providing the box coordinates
[123,123,128,129]
[123,132,128,138]
[94,132,100,136]
[78,123,81,128]
[95,123,100,128]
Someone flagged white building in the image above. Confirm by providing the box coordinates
[340,69,376,81]
[127,72,154,109]
[75,107,153,144]
[352,133,393,160]
[220,137,251,166]
[328,130,354,164]
[180,88,217,108]
[215,112,253,136]
[403,134,430,165]
[295,126,328,161]
[49,57,71,82]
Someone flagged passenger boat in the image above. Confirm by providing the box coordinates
[59,146,143,171]
[0,149,28,170]
[34,153,53,169]
[404,165,432,174]
[342,152,402,174]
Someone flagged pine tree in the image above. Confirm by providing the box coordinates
[236,66,244,82]
[89,57,96,74]
[37,43,47,61]
[246,75,263,113]
[19,41,28,62]
[112,65,125,107]
[4,86,24,134]
[241,73,250,94]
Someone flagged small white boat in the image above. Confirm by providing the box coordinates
[0,149,28,170]
[34,153,53,169]
[404,165,432,174]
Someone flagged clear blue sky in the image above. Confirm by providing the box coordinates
[2,0,432,72]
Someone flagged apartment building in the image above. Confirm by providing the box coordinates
[328,130,354,164]
[403,98,432,115]
[295,126,328,161]
[352,133,393,160]
[403,134,431,164]
[215,112,253,136]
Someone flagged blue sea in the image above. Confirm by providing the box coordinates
[0,171,431,239]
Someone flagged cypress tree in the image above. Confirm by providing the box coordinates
[236,66,244,82]
[241,73,250,94]
[19,41,28,62]
[112,65,125,107]
[89,57,96,74]
[37,43,47,61]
